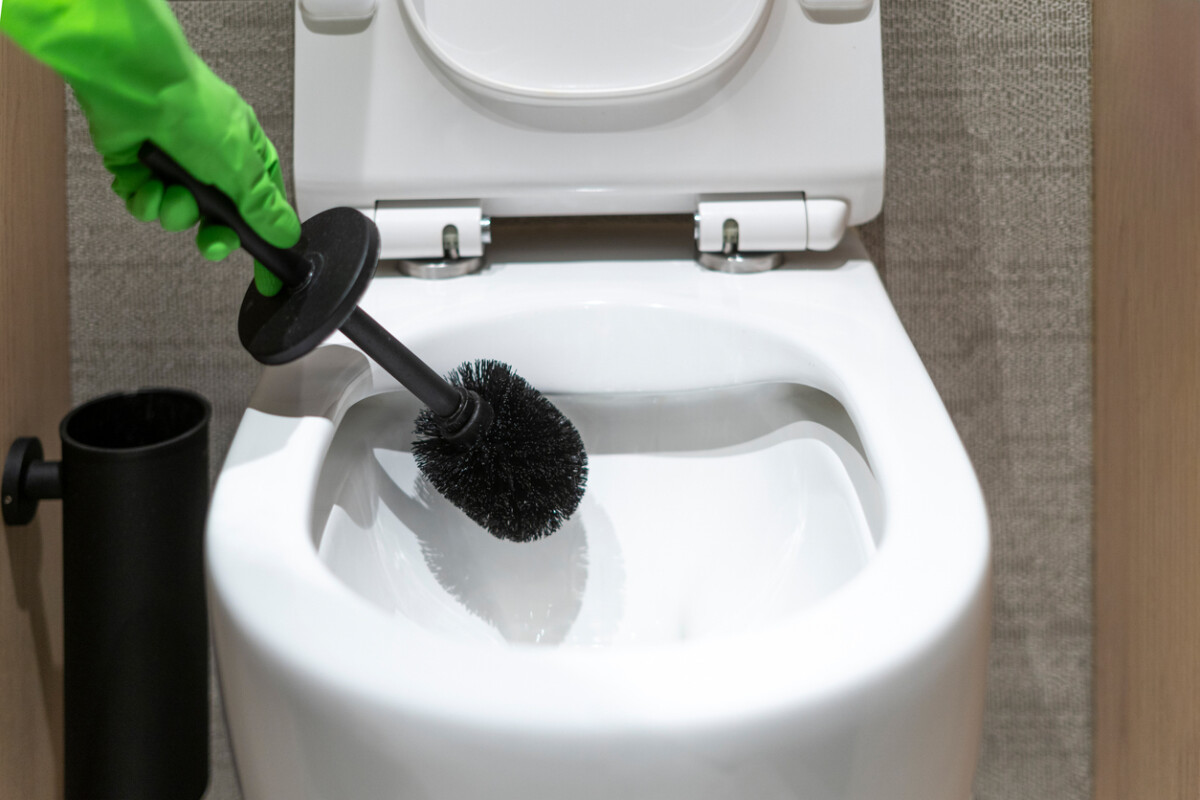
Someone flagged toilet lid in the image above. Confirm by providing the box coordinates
[401,0,771,101]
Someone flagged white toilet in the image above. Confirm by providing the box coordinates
[206,1,991,798]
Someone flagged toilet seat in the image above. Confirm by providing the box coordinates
[207,250,989,736]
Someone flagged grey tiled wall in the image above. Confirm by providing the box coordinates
[64,1,1092,797]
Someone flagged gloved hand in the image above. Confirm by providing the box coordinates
[0,0,298,296]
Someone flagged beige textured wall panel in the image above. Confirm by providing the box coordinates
[0,37,69,800]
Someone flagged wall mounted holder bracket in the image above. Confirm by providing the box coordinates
[3,436,61,526]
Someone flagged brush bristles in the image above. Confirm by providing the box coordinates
[412,359,588,542]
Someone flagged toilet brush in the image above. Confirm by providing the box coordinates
[139,142,587,542]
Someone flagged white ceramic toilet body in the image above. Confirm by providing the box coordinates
[207,0,990,797]
[209,245,990,800]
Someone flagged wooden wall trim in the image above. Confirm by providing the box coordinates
[1093,1,1200,798]
[0,38,69,800]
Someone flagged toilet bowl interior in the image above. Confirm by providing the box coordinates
[312,375,882,649]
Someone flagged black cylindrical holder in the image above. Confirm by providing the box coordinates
[3,389,211,800]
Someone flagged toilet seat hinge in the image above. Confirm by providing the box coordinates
[367,201,490,279]
[694,196,849,273]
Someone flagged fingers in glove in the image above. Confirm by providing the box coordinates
[159,184,200,232]
[196,220,240,261]
[108,161,154,201]
[253,260,284,297]
[126,179,165,222]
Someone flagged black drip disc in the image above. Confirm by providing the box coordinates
[238,207,380,365]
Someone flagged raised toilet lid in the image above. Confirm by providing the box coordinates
[400,0,772,101]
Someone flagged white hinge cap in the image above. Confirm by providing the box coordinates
[368,202,486,260]
[696,198,849,254]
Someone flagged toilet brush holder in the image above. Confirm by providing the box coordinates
[3,389,211,800]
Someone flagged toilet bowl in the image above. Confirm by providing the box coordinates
[208,239,989,800]
[207,0,990,796]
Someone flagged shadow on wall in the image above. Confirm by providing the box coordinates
[4,511,65,800]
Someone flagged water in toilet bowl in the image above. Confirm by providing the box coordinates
[313,381,882,648]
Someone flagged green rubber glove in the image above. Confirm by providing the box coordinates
[0,0,298,296]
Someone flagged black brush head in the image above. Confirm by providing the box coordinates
[411,359,588,542]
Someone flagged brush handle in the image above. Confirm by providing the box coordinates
[340,308,462,417]
[138,142,464,418]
